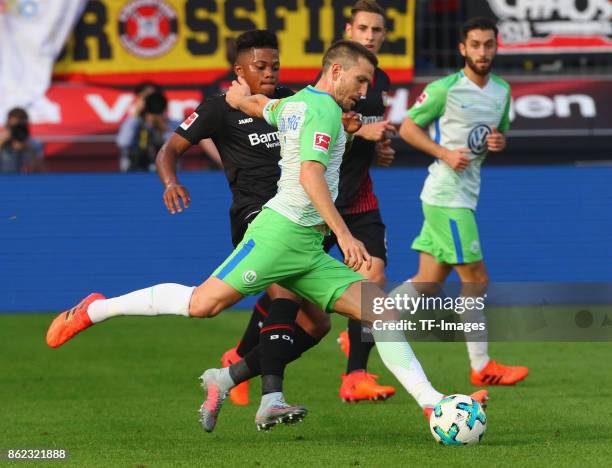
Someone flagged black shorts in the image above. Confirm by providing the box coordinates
[323,209,387,264]
[230,204,264,247]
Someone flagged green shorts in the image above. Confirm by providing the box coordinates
[213,208,364,311]
[411,203,483,265]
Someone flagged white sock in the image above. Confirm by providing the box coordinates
[388,280,419,316]
[373,330,443,408]
[459,307,490,372]
[466,342,490,372]
[374,280,443,408]
[88,283,195,323]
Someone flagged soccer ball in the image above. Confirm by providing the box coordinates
[429,394,487,445]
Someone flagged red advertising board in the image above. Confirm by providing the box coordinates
[468,0,612,54]
[24,78,611,167]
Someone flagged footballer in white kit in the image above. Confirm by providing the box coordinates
[399,17,529,387]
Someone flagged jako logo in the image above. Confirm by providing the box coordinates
[242,270,257,284]
[238,118,253,124]
[468,124,491,155]
[313,132,331,152]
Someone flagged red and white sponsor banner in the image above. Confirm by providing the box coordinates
[29,84,201,157]
[394,79,612,137]
[469,0,612,54]
[28,78,612,157]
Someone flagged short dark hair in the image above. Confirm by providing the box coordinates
[7,107,28,122]
[460,17,499,42]
[144,90,167,115]
[235,30,278,58]
[322,39,378,72]
[350,0,386,25]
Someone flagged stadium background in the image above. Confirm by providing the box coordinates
[2,0,611,312]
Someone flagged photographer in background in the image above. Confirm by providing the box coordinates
[116,83,180,172]
[0,107,45,174]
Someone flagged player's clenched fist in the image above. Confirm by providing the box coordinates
[375,139,395,167]
[342,111,363,134]
[337,234,372,272]
[486,127,506,152]
[163,182,191,214]
[441,147,471,172]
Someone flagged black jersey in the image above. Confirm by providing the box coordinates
[335,67,390,211]
[174,87,294,219]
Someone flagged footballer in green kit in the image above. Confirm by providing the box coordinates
[47,40,488,433]
[399,17,529,386]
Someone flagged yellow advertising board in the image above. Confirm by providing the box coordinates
[54,0,415,85]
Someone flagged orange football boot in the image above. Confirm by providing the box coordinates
[339,370,396,402]
[424,390,489,420]
[221,346,249,406]
[46,293,105,348]
[470,360,529,386]
[337,330,350,358]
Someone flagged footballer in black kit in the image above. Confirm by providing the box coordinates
[325,66,390,261]
[174,86,293,247]
[321,0,399,402]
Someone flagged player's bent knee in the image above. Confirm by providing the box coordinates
[188,303,213,318]
[412,279,443,296]
[297,306,331,339]
[188,294,223,318]
[464,272,489,285]
[309,313,331,338]
[368,271,386,287]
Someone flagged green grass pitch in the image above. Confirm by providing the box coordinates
[2,312,612,467]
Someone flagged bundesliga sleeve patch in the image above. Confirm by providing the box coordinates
[415,91,428,107]
[313,132,331,152]
[180,112,199,130]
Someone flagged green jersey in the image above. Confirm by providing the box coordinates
[407,70,511,210]
[263,85,346,226]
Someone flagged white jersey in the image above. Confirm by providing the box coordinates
[407,70,511,209]
[263,86,346,226]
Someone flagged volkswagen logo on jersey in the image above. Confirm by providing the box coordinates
[467,124,492,155]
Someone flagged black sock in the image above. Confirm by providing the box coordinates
[259,299,300,394]
[229,316,321,385]
[235,293,270,357]
[346,318,375,374]
[292,325,319,358]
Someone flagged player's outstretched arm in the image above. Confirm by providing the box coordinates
[225,77,271,119]
[399,117,470,172]
[156,133,192,214]
[355,119,396,141]
[300,161,371,272]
